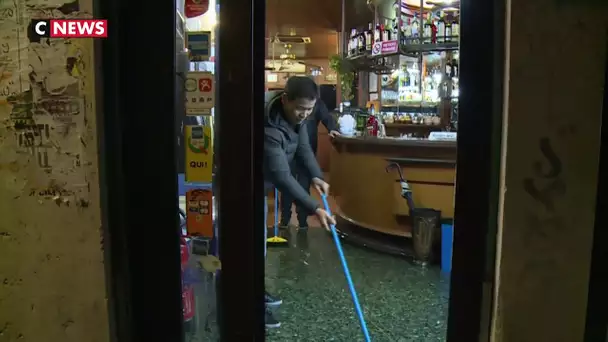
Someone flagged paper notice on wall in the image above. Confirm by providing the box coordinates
[185,71,214,114]
[0,25,32,102]
[184,124,213,183]
[0,2,19,27]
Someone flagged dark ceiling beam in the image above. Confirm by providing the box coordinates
[265,0,375,33]
[345,0,375,30]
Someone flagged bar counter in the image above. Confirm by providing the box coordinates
[330,136,456,240]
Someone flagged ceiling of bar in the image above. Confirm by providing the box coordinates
[265,0,378,33]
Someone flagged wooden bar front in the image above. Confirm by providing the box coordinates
[330,136,457,237]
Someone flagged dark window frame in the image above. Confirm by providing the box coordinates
[584,37,608,342]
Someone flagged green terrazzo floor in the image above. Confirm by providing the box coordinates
[264,227,450,342]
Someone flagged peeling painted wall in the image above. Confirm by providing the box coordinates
[0,0,109,341]
[492,1,607,342]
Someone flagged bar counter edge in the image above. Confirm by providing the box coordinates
[330,136,457,239]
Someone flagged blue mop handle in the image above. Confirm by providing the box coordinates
[274,188,279,237]
[321,194,371,342]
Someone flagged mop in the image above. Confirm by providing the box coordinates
[266,188,289,246]
[321,193,372,342]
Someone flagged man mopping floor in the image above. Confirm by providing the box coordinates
[263,76,336,329]
[279,90,340,231]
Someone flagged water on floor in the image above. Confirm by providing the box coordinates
[265,226,450,342]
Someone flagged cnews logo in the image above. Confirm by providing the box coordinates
[31,19,107,38]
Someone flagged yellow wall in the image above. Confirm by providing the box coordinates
[0,0,109,340]
[492,1,607,341]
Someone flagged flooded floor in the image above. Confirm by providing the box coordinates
[264,226,449,342]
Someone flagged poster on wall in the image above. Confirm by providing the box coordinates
[184,124,213,183]
[186,31,211,61]
[185,189,213,237]
[185,71,214,114]
[185,0,209,18]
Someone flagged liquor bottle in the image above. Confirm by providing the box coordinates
[365,22,373,51]
[437,11,445,43]
[445,59,452,78]
[431,15,438,44]
[347,32,351,56]
[348,29,357,56]
[374,22,382,43]
[382,20,390,41]
[411,15,419,44]
[366,112,379,137]
[451,58,459,78]
[403,67,411,87]
[423,13,433,44]
[451,16,460,40]
[403,18,412,44]
[358,27,365,52]
[393,19,399,43]
[445,14,453,42]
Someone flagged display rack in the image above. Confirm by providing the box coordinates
[343,0,460,134]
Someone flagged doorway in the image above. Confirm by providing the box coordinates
[97,0,503,341]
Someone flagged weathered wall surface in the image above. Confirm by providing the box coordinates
[492,1,607,342]
[0,0,109,341]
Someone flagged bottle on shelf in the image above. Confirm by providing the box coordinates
[382,19,391,41]
[347,31,352,56]
[402,67,410,88]
[437,11,445,43]
[358,27,365,52]
[431,14,438,44]
[392,19,399,41]
[445,59,452,78]
[411,62,419,88]
[365,22,373,51]
[451,58,459,78]
[451,15,460,40]
[431,14,439,44]
[423,13,433,44]
[374,22,382,43]
[403,17,412,45]
[445,14,453,42]
[411,15,420,44]
[348,29,357,56]
[366,111,379,137]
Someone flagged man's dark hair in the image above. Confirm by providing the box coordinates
[284,76,319,101]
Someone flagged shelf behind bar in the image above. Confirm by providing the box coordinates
[346,41,460,62]
[385,123,442,128]
[399,41,460,54]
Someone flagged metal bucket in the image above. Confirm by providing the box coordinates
[411,208,441,266]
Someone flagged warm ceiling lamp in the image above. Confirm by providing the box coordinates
[426,0,460,11]
[427,0,460,5]
[401,0,434,9]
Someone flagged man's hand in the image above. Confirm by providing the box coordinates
[312,177,330,195]
[328,130,341,138]
[314,207,336,230]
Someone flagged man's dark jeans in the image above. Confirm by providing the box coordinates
[280,163,312,227]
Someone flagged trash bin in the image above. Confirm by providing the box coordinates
[411,208,441,266]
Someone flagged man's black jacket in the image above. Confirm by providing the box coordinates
[304,99,337,154]
[263,91,324,212]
